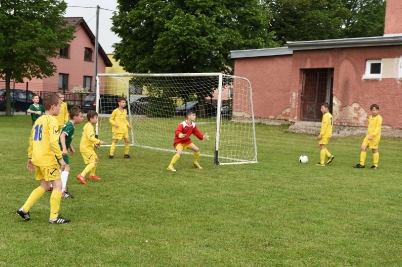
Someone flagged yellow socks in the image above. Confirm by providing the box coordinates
[320,149,325,164]
[49,190,62,220]
[90,162,98,176]
[81,163,95,177]
[194,151,200,164]
[373,152,379,167]
[110,142,116,156]
[325,149,331,157]
[360,151,367,166]
[169,154,180,167]
[124,143,130,154]
[22,186,46,212]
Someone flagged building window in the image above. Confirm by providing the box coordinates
[83,76,92,90]
[84,47,93,61]
[363,59,382,80]
[58,73,69,90]
[60,45,69,58]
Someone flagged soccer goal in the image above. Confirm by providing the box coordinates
[95,73,257,165]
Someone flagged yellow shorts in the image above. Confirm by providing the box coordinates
[319,137,330,145]
[175,143,195,151]
[34,164,60,181]
[81,150,98,164]
[362,136,380,149]
[112,132,129,140]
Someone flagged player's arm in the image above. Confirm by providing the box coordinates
[125,112,132,129]
[109,110,118,127]
[192,126,206,140]
[175,125,186,138]
[319,116,328,137]
[372,116,382,137]
[86,127,101,145]
[64,104,69,124]
[69,144,75,154]
[60,132,68,155]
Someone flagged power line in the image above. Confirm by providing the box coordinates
[68,6,116,12]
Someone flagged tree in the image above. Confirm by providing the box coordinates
[112,0,278,74]
[268,0,385,46]
[0,0,75,115]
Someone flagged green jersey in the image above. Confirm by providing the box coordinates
[28,104,45,124]
[59,121,75,149]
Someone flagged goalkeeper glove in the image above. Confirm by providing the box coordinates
[203,133,210,140]
[178,133,186,138]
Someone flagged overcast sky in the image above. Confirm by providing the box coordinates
[64,0,120,54]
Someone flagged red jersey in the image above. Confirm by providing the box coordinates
[173,120,204,147]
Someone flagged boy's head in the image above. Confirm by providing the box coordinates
[57,92,65,102]
[186,110,196,121]
[32,94,40,104]
[370,104,379,116]
[43,93,61,115]
[87,110,98,124]
[320,102,329,113]
[69,106,84,124]
[117,97,127,108]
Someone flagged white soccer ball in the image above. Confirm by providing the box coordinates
[299,155,308,163]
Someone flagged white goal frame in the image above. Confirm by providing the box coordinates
[96,73,258,165]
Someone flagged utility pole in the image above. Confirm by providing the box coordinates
[93,5,100,94]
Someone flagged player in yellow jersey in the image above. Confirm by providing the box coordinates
[316,102,335,167]
[77,110,106,184]
[55,93,69,132]
[108,97,132,159]
[16,93,71,224]
[353,104,382,170]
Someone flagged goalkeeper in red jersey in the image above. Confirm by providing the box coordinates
[167,110,209,172]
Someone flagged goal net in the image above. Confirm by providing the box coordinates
[95,73,257,165]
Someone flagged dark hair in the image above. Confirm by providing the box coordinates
[321,102,329,108]
[118,97,126,103]
[370,104,379,110]
[31,94,39,100]
[87,110,98,121]
[43,93,60,110]
[69,106,82,119]
[186,110,196,116]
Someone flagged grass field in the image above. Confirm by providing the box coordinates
[1,115,402,266]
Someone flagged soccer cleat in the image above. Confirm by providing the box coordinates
[49,216,71,224]
[108,155,113,160]
[77,174,87,184]
[62,191,74,199]
[315,162,325,167]
[124,154,131,159]
[89,175,101,180]
[353,164,365,168]
[370,165,378,170]
[193,163,203,169]
[167,165,176,172]
[16,208,30,221]
[327,155,335,164]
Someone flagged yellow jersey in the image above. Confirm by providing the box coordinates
[319,112,333,138]
[109,108,130,134]
[28,114,63,166]
[55,102,69,127]
[367,115,382,138]
[80,122,101,152]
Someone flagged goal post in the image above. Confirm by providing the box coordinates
[95,73,258,165]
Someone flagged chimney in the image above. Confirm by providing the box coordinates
[384,0,402,36]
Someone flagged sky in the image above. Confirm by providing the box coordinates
[64,0,120,54]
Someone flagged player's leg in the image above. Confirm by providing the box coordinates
[124,132,130,158]
[324,138,334,164]
[89,157,101,180]
[370,139,379,169]
[354,137,368,168]
[109,138,118,159]
[77,151,95,184]
[188,144,202,169]
[316,141,327,166]
[167,145,183,171]
[61,163,73,198]
[17,166,48,221]
[48,171,70,224]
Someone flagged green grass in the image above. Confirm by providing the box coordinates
[1,116,402,266]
